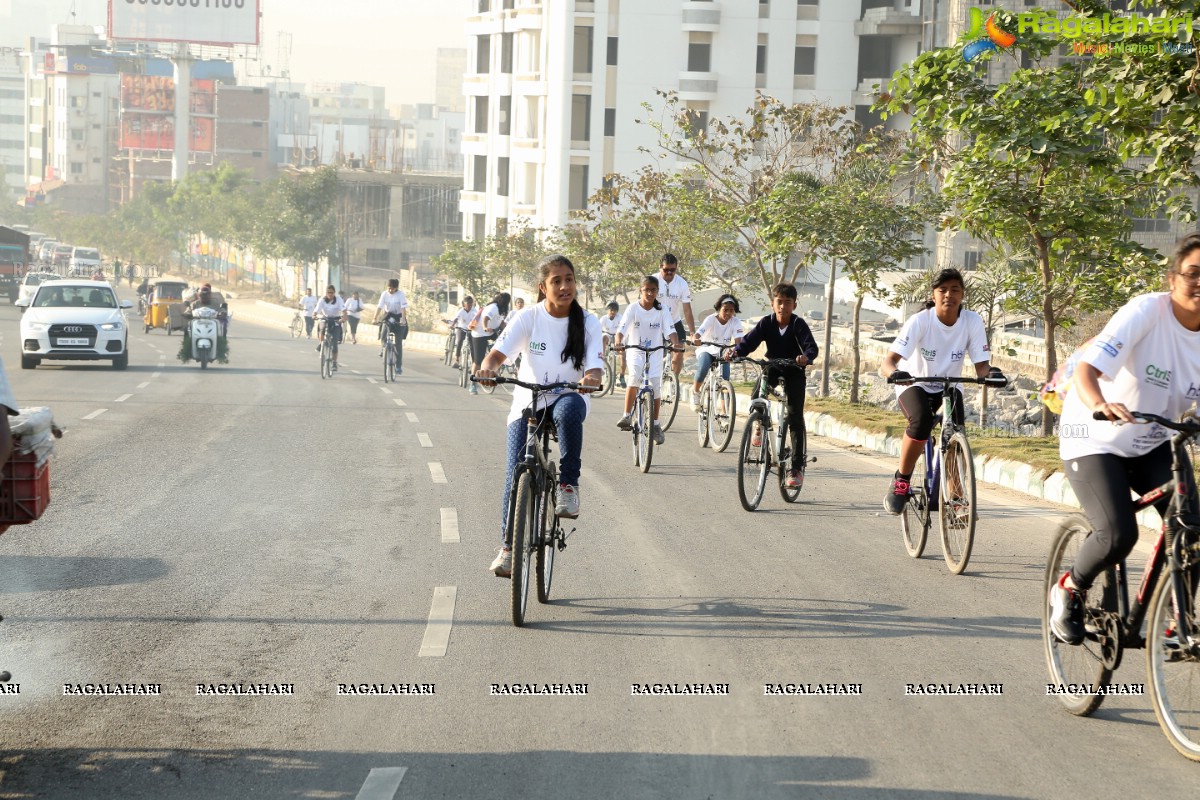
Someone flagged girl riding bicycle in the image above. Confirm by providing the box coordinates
[1049,234,1200,646]
[477,256,603,577]
[691,294,744,412]
[615,276,683,445]
[880,268,996,515]
[469,292,511,395]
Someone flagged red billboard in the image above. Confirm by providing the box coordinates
[119,77,216,153]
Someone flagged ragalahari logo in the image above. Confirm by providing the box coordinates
[963,7,1017,62]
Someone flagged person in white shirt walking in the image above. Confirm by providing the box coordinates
[313,285,348,371]
[345,291,365,343]
[299,288,318,338]
[374,278,409,377]
[653,253,696,378]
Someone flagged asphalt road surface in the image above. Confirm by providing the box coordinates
[0,297,1195,799]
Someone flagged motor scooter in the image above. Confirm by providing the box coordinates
[187,306,223,369]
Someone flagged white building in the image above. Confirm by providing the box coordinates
[0,46,25,202]
[459,0,893,240]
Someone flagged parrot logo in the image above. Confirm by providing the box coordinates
[962,7,1017,62]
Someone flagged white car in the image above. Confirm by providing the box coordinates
[16,280,132,370]
[16,272,60,308]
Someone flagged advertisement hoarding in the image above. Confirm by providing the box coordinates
[119,76,216,153]
[108,0,260,47]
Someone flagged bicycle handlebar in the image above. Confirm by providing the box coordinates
[697,341,737,350]
[888,374,1007,388]
[618,344,683,353]
[471,376,592,392]
[1091,410,1200,433]
[733,356,807,369]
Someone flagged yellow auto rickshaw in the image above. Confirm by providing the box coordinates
[143,280,188,334]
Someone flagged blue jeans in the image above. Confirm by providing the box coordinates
[695,351,729,385]
[499,393,586,545]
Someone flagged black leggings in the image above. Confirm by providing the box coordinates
[1066,443,1179,591]
[898,386,964,442]
[470,336,491,370]
[755,364,806,455]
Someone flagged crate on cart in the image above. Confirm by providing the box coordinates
[0,407,58,533]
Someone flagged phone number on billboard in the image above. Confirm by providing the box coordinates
[123,0,248,8]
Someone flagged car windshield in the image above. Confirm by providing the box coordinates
[34,287,117,309]
[24,274,47,285]
[74,249,100,260]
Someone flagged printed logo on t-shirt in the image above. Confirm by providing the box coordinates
[1096,335,1122,358]
[529,340,548,353]
[896,335,909,347]
[951,350,964,362]
[1145,363,1172,389]
[1187,381,1200,399]
[921,347,937,361]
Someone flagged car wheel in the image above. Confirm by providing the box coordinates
[113,352,128,370]
[20,355,38,370]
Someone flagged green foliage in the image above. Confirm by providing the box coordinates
[432,238,496,301]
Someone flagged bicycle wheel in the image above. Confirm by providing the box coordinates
[900,449,930,558]
[737,411,770,512]
[1042,514,1116,717]
[460,353,470,389]
[710,379,737,453]
[536,480,556,604]
[638,390,654,473]
[290,316,303,339]
[659,372,679,432]
[778,424,802,503]
[696,385,710,448]
[938,431,977,574]
[510,470,536,626]
[443,334,453,366]
[383,337,395,383]
[1147,557,1200,760]
[320,341,331,379]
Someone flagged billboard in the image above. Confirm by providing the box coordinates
[119,76,215,153]
[109,0,261,47]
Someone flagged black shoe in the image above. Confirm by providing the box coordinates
[883,475,910,515]
[1050,573,1086,646]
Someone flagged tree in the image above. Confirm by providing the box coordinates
[433,238,497,301]
[880,15,1161,432]
[640,91,859,300]
[485,219,550,294]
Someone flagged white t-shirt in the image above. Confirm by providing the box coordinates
[473,302,502,338]
[451,307,475,331]
[696,314,744,358]
[600,314,622,337]
[653,273,691,328]
[1060,292,1200,460]
[345,297,365,318]
[0,355,17,414]
[377,289,408,316]
[494,304,604,426]
[299,295,318,317]
[314,296,346,318]
[618,303,675,378]
[889,307,990,396]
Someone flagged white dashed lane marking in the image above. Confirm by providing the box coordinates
[367,377,378,384]
[440,508,459,544]
[418,587,457,658]
[392,398,406,407]
[115,394,132,402]
[428,462,447,484]
[82,409,108,420]
[136,382,150,389]
[417,433,432,448]
[405,412,418,423]
[151,372,162,378]
[354,767,407,800]
[379,387,392,395]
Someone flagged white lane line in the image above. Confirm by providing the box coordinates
[354,767,407,800]
[115,394,132,402]
[379,387,392,395]
[440,508,459,544]
[393,398,407,407]
[82,409,108,420]
[428,462,447,484]
[352,370,363,375]
[136,382,150,389]
[151,372,162,378]
[418,587,457,657]
[367,377,378,384]
[417,433,432,448]
[405,412,419,423]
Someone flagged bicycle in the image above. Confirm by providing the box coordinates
[619,343,680,473]
[733,357,814,511]
[658,345,681,432]
[1043,410,1200,761]
[316,316,341,379]
[290,311,304,339]
[886,374,1003,574]
[596,345,621,398]
[473,375,585,627]
[381,322,398,383]
[694,342,737,453]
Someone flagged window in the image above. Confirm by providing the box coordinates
[1133,209,1172,234]
[607,37,618,66]
[477,0,489,12]
[497,157,509,197]
[573,26,594,74]
[683,103,709,139]
[503,0,515,8]
[568,164,590,211]
[70,162,83,175]
[759,0,770,18]
[688,34,712,72]
[498,96,511,136]
[963,251,982,271]
[472,154,487,192]
[571,94,590,142]
[604,108,616,137]
[795,43,816,75]
[501,33,514,73]
[756,36,768,75]
[474,95,489,134]
[70,128,84,141]
[476,36,491,74]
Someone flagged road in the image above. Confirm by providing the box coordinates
[0,298,1194,799]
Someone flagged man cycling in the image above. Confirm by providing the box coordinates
[374,278,409,377]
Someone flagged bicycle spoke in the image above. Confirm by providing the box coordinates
[1148,559,1200,760]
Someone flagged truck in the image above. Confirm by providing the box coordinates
[0,226,30,301]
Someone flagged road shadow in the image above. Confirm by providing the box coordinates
[0,556,170,593]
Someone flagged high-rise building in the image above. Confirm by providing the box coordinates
[436,48,467,113]
[0,45,27,201]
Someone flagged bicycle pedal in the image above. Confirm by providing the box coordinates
[809,456,817,463]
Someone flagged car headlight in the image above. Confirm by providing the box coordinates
[100,322,123,331]
[25,322,48,333]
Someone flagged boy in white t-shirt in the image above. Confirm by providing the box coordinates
[600,301,626,388]
[614,276,682,445]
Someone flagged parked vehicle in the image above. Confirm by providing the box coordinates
[0,226,30,301]
[16,280,133,369]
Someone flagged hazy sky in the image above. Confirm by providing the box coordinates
[0,0,467,107]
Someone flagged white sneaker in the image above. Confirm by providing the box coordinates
[690,395,700,413]
[555,484,580,518]
[653,423,665,445]
[490,547,512,578]
[617,413,633,430]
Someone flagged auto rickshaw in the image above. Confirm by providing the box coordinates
[143,280,189,334]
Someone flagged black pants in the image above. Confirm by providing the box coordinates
[756,364,806,455]
[453,329,469,362]
[317,318,343,347]
[304,316,315,337]
[470,335,492,370]
[898,386,965,442]
[347,316,360,338]
[1066,443,1181,590]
